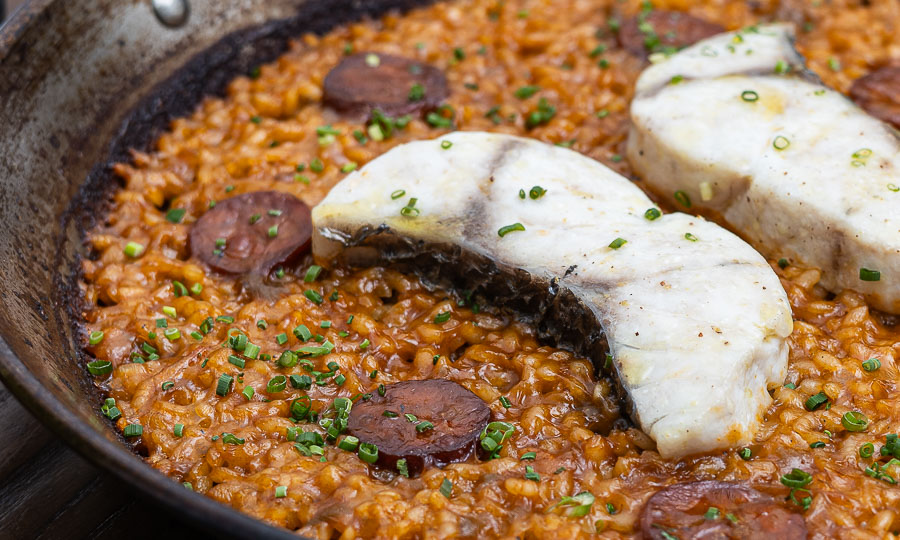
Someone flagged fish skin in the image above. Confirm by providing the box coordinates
[312,132,791,459]
[628,24,900,313]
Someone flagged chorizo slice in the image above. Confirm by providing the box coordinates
[849,65,900,129]
[323,52,449,118]
[189,190,312,274]
[619,11,724,58]
[640,480,807,540]
[347,379,491,477]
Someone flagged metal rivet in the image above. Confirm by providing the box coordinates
[152,0,190,28]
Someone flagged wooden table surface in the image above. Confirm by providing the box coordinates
[0,382,215,539]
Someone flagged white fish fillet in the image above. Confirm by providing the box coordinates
[628,24,900,313]
[312,132,791,458]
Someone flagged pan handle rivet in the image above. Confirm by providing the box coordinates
[151,0,190,28]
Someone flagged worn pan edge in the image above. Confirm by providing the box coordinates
[0,0,435,537]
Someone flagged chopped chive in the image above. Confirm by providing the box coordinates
[289,374,311,390]
[358,442,378,463]
[521,452,537,460]
[440,478,453,498]
[162,381,174,390]
[684,232,699,242]
[242,386,254,400]
[400,197,420,218]
[498,223,526,237]
[304,265,322,282]
[809,441,825,449]
[644,207,661,220]
[267,375,287,393]
[364,53,380,67]
[529,186,547,199]
[174,423,184,437]
[275,333,288,345]
[228,354,245,369]
[441,140,453,150]
[514,85,540,99]
[415,421,434,433]
[596,109,610,119]
[190,283,202,295]
[391,189,406,200]
[216,315,234,324]
[304,290,324,304]
[163,306,176,318]
[338,435,359,452]
[739,447,752,460]
[859,268,881,282]
[674,190,691,208]
[293,324,312,341]
[359,339,370,350]
[408,82,425,102]
[862,358,881,371]
[434,312,451,324]
[859,442,875,458]
[369,370,378,379]
[525,465,541,482]
[608,237,627,249]
[164,328,181,341]
[741,90,759,102]
[842,411,868,432]
[310,158,324,172]
[165,208,186,223]
[773,135,790,150]
[804,391,829,411]
[87,360,112,376]
[88,330,105,346]
[341,162,358,173]
[216,374,234,396]
[123,424,143,438]
[156,318,167,328]
[123,241,145,258]
[777,258,789,269]
[275,485,287,498]
[244,343,260,359]
[221,433,244,445]
[499,396,512,409]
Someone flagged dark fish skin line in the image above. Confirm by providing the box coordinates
[317,224,639,435]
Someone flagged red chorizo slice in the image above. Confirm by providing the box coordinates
[640,481,807,540]
[189,191,311,274]
[849,65,900,129]
[323,52,449,118]
[619,11,724,58]
[347,379,491,477]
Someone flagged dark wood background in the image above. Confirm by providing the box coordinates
[0,382,213,539]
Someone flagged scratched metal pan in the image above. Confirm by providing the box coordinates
[0,0,431,536]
